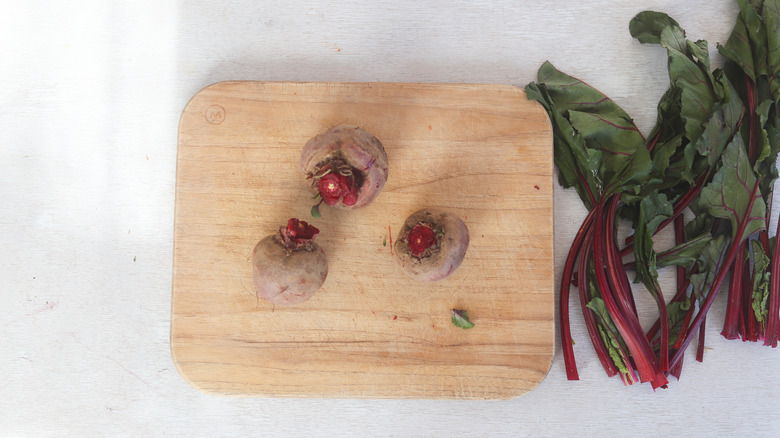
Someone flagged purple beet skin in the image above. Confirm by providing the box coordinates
[393,208,470,282]
[301,125,389,214]
[252,218,328,305]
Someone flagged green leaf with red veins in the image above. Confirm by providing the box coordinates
[566,110,650,196]
[745,0,769,77]
[644,134,683,190]
[698,136,766,243]
[643,86,687,190]
[693,77,744,168]
[718,1,759,82]
[665,37,719,145]
[525,81,602,208]
[535,61,637,118]
[525,82,602,209]
[528,62,650,198]
[631,11,721,147]
[450,309,475,329]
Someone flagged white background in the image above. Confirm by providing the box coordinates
[2,0,779,436]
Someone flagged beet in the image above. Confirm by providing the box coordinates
[251,219,328,305]
[301,125,389,213]
[393,209,469,282]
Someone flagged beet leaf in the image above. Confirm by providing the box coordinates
[751,240,772,328]
[528,62,650,198]
[689,235,730,301]
[632,193,674,287]
[767,0,780,99]
[655,233,714,269]
[450,309,475,329]
[631,11,723,146]
[698,136,766,243]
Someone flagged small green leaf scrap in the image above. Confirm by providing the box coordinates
[310,204,321,219]
[450,309,475,329]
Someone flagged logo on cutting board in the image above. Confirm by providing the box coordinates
[205,105,226,125]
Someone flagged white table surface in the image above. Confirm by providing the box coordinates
[2,1,779,436]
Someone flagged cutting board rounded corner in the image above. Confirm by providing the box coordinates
[169,337,259,398]
[177,80,240,130]
[169,342,211,395]
[517,87,554,134]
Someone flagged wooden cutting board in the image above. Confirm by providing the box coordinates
[171,81,554,399]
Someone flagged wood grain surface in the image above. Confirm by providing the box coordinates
[171,81,554,399]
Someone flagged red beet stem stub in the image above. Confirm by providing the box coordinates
[393,209,469,282]
[317,172,359,206]
[408,224,437,257]
[301,125,389,211]
[286,218,319,241]
[277,218,320,251]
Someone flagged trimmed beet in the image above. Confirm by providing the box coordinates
[301,125,389,215]
[252,218,328,305]
[393,209,469,282]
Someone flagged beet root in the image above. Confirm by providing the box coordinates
[393,209,469,282]
[301,125,389,212]
[252,219,328,305]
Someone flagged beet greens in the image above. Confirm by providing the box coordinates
[525,0,780,388]
[715,0,780,346]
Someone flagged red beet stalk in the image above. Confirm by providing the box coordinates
[669,180,763,370]
[560,208,621,379]
[594,196,668,388]
[726,73,775,344]
[765,217,780,347]
[722,244,746,340]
